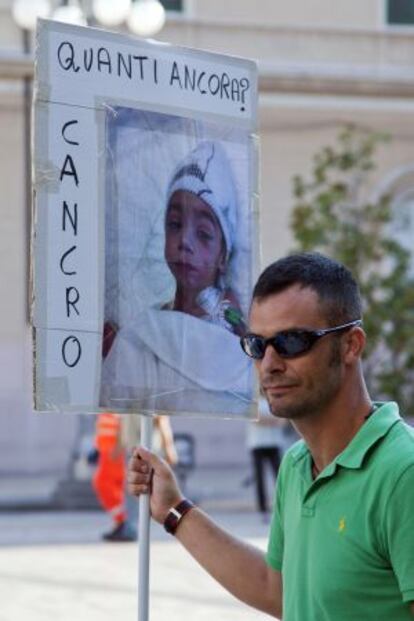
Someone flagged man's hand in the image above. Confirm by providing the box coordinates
[128,446,183,523]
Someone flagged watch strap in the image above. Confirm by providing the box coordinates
[164,499,194,535]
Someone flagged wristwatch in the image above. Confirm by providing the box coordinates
[163,499,195,535]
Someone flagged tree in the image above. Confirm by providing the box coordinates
[290,124,414,416]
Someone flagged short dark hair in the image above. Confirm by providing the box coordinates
[252,252,362,325]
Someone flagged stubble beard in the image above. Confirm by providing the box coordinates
[265,339,343,421]
[267,384,339,421]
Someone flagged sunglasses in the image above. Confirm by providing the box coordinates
[240,319,362,360]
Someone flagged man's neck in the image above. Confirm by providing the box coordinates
[292,385,372,474]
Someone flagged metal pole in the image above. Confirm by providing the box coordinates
[22,28,31,322]
[138,415,153,621]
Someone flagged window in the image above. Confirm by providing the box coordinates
[391,190,414,276]
[161,0,183,11]
[387,0,414,25]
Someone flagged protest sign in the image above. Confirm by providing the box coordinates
[32,19,259,417]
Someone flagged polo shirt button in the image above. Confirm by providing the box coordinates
[301,506,315,517]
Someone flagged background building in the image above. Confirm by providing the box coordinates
[0,0,413,483]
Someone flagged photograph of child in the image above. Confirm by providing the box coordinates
[100,108,256,417]
[163,140,245,336]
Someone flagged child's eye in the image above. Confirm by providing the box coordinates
[166,219,181,231]
[198,229,214,242]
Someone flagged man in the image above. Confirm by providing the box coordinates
[128,252,414,620]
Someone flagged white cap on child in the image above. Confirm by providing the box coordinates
[166,141,237,261]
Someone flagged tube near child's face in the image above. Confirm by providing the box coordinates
[165,189,226,293]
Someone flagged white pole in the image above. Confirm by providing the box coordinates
[138,414,153,621]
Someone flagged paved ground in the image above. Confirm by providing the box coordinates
[0,464,258,511]
[0,508,273,621]
[0,457,279,620]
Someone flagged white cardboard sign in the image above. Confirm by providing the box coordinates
[32,20,259,416]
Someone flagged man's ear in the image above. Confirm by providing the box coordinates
[343,327,366,365]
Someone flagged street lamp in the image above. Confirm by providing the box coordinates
[11,0,167,299]
[11,0,168,508]
[12,0,167,36]
[12,0,51,31]
[127,0,166,37]
[92,0,132,27]
[52,0,87,26]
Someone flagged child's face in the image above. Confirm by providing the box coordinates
[165,190,226,293]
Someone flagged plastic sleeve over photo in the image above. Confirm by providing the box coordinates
[100,109,259,417]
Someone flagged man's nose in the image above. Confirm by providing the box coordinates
[257,343,287,374]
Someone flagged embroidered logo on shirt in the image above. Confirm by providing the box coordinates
[338,517,346,533]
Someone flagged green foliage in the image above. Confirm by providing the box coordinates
[290,125,414,416]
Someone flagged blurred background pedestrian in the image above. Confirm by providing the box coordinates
[93,413,177,542]
[246,397,297,521]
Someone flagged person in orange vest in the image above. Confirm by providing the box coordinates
[95,323,178,541]
[93,323,137,541]
[93,411,178,542]
[93,412,137,542]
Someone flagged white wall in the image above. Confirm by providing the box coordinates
[191,0,380,30]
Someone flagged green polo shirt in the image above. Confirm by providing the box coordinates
[266,402,414,621]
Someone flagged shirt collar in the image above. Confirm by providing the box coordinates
[335,401,401,469]
[290,401,401,473]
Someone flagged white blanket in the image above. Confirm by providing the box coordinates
[101,309,254,417]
